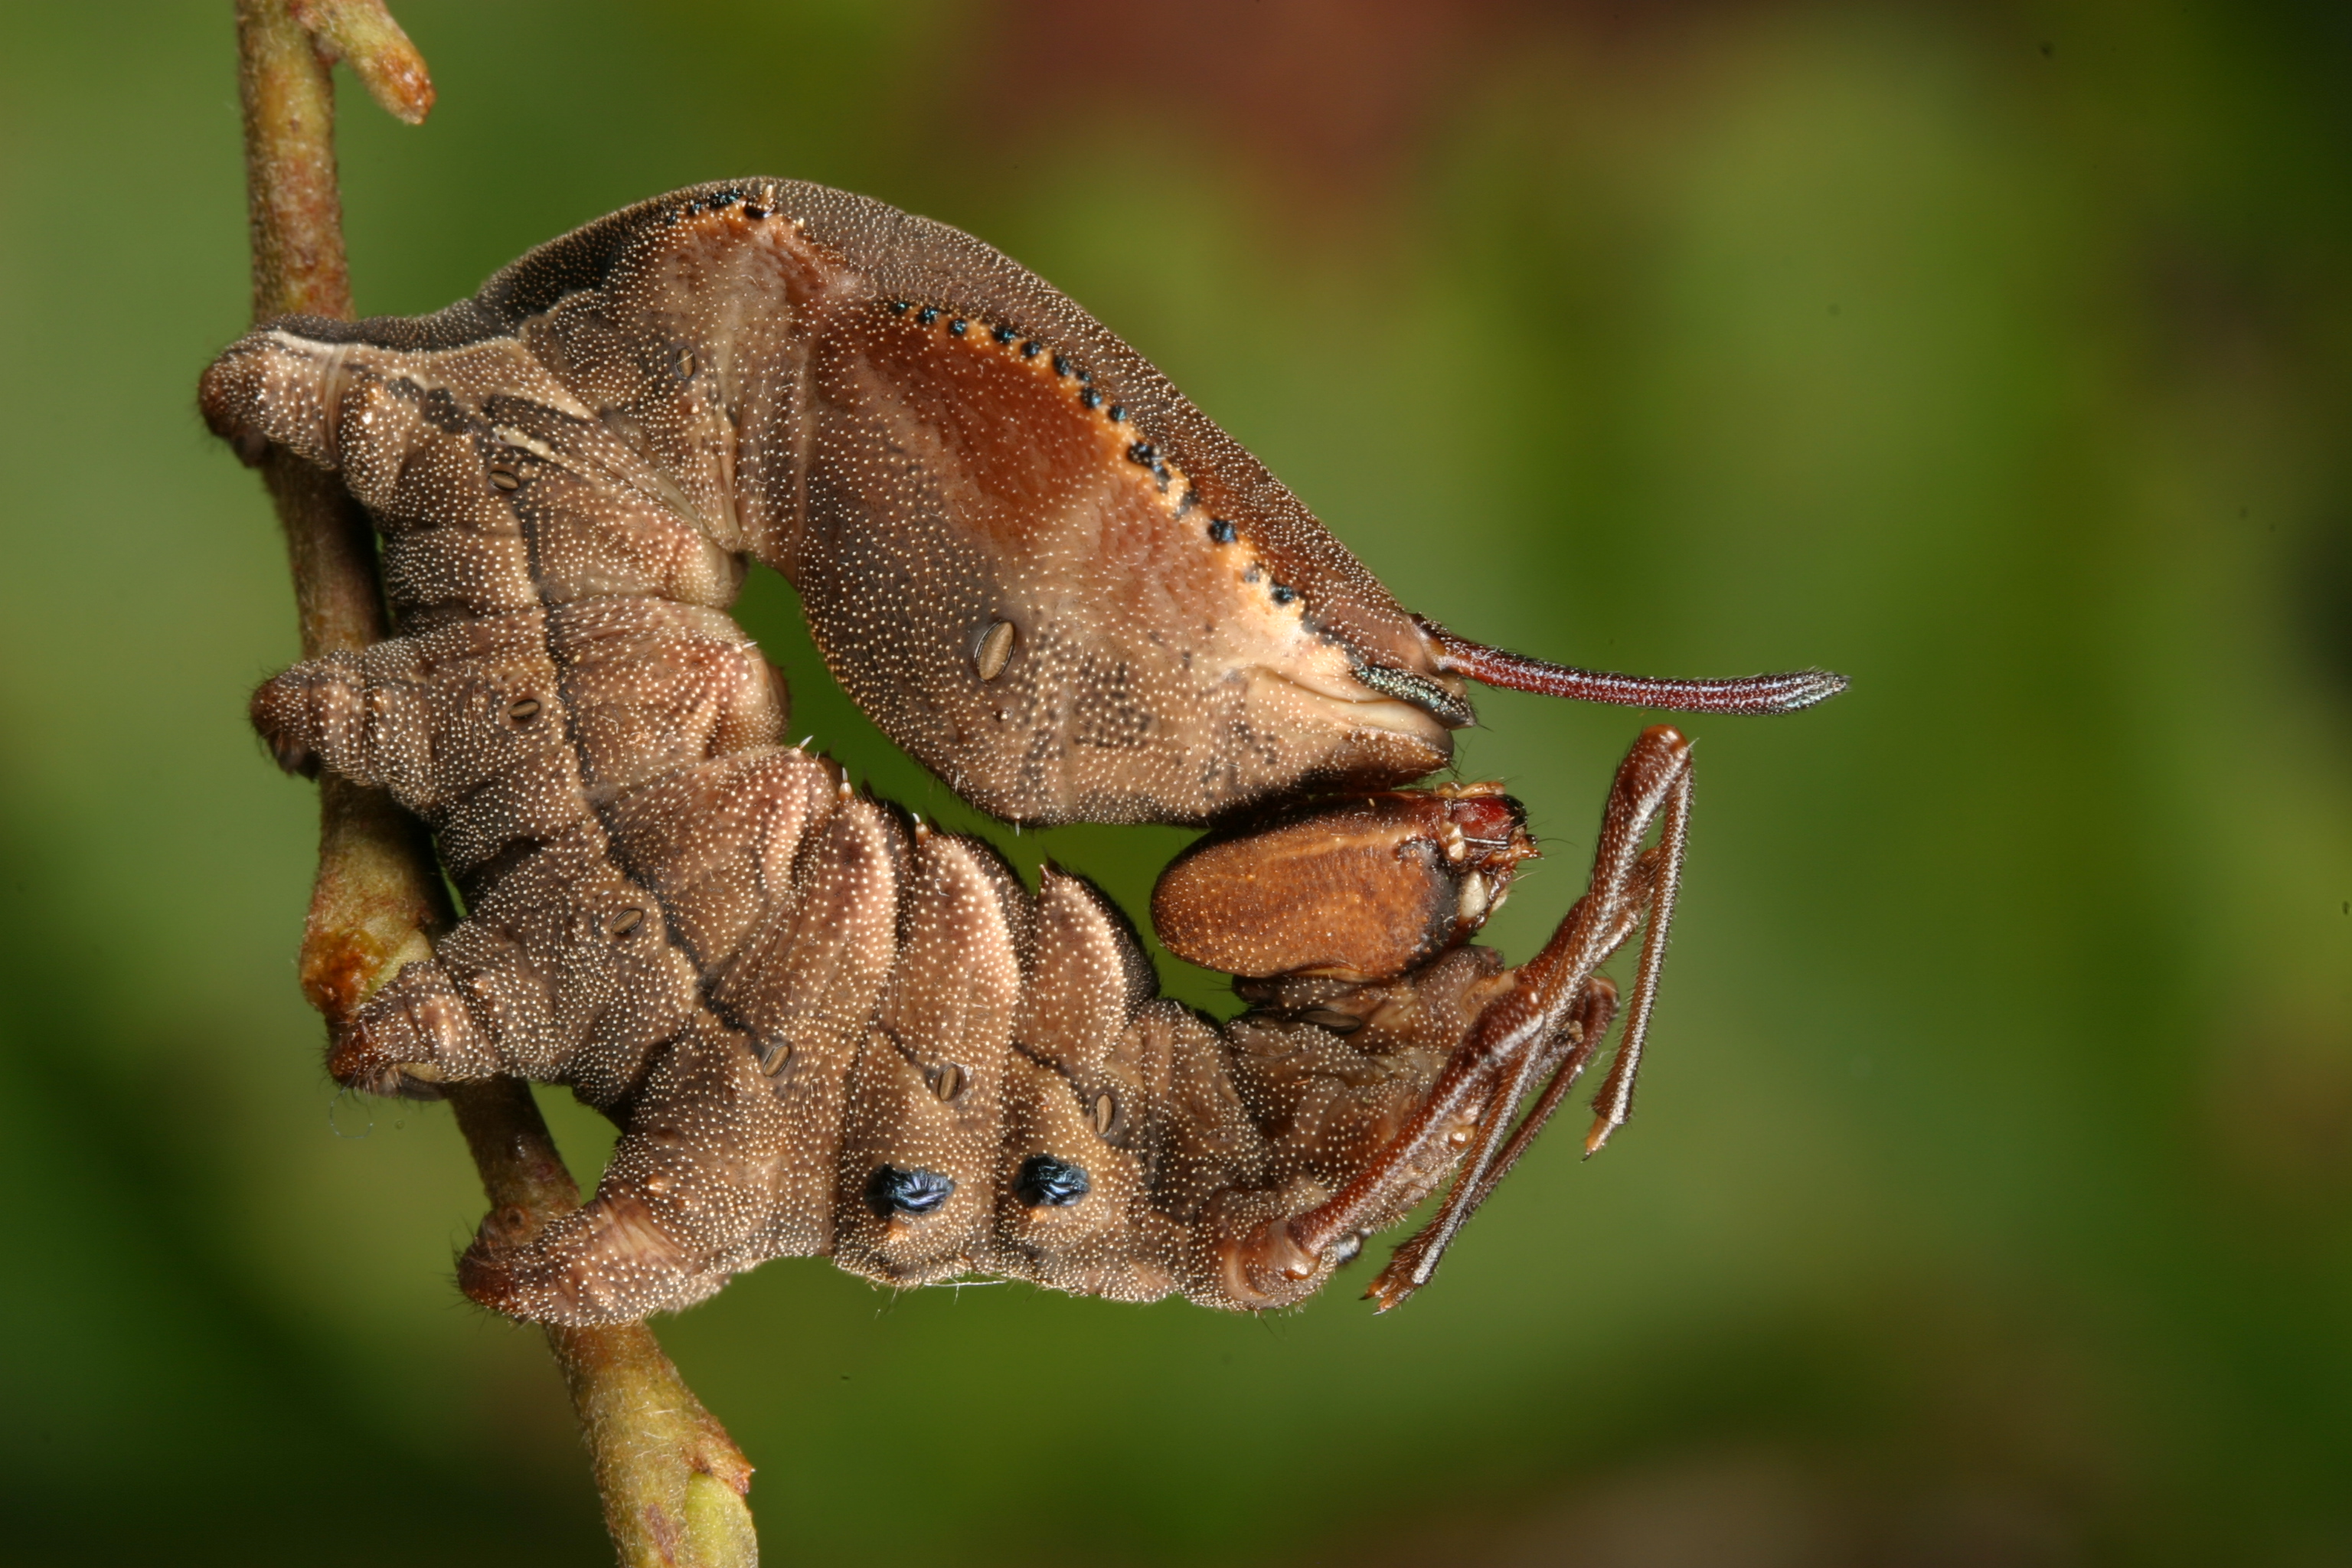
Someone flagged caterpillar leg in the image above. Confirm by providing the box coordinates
[457,1023,792,1324]
[252,601,784,881]
[1366,974,1622,1302]
[1282,724,1693,1308]
[249,625,578,864]
[330,958,500,1096]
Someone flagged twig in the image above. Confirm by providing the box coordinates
[228,4,758,1562]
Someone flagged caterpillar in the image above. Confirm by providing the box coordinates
[204,179,1842,1323]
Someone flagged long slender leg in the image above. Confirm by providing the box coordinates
[1474,975,1621,1203]
[1284,725,1693,1295]
[1367,758,1687,1308]
[1438,844,1659,1220]
[1361,984,1592,1306]
[1365,848,1656,1309]
[1364,977,1617,1308]
[1583,769,1690,1155]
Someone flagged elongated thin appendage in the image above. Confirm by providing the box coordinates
[1468,977,1617,1205]
[1582,763,1690,1155]
[1377,1016,1566,1304]
[1353,726,1694,1311]
[1366,978,1616,1308]
[1422,619,1847,714]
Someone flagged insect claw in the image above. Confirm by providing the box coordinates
[1364,1253,1432,1313]
[1583,1113,1619,1157]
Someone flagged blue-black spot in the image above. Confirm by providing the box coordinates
[1015,1155,1091,1208]
[741,202,768,220]
[949,318,969,336]
[888,300,911,315]
[1106,403,1126,423]
[1052,354,1072,377]
[1126,442,1158,467]
[865,1165,955,1218]
[994,325,1018,344]
[917,306,940,326]
[1208,518,1237,544]
[1080,388,1103,410]
[1271,584,1298,606]
[1022,340,1044,358]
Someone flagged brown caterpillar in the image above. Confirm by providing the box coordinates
[204,179,1842,1323]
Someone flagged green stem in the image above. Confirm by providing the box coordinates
[230,4,758,1561]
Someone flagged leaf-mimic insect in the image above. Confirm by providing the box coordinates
[204,180,1843,1321]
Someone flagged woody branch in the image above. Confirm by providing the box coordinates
[228,3,757,1563]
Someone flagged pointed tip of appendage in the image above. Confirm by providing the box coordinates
[1582,1112,1623,1158]
[1763,668,1850,713]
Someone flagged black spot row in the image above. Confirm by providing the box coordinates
[881,303,1145,438]
[863,1157,1093,1218]
[1125,440,1171,489]
[1203,517,1298,607]
[681,188,766,221]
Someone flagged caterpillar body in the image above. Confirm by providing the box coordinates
[205,180,1840,1322]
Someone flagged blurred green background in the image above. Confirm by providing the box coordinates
[3,2,2348,1563]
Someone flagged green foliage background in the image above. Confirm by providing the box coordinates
[2,2,2347,1562]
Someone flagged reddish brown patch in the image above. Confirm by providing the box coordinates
[299,922,387,1021]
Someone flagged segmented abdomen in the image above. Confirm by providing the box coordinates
[216,188,1481,1320]
[259,594,1462,1315]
